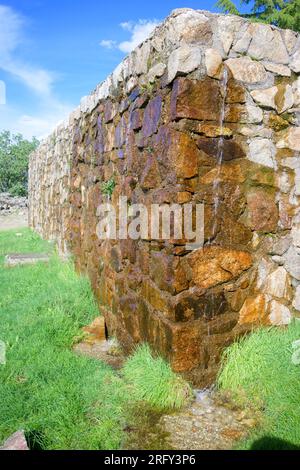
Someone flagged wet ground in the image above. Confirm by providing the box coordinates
[158,389,257,450]
[75,334,259,450]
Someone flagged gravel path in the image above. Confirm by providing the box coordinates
[0,211,28,231]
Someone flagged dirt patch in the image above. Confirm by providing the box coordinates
[74,338,125,369]
[0,211,28,231]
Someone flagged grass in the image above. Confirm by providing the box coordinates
[123,344,192,411]
[0,228,190,449]
[217,322,300,450]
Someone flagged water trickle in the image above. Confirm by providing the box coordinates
[211,67,229,242]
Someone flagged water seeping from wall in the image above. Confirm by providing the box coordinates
[210,67,229,242]
[206,67,229,340]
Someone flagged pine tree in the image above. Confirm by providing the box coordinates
[216,0,239,15]
[216,0,300,32]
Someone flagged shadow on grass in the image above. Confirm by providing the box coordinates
[251,436,300,450]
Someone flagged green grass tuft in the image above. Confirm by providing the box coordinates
[217,322,300,449]
[123,344,192,411]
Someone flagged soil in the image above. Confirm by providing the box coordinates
[0,210,28,231]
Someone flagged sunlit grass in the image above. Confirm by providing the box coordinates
[217,322,300,449]
[123,344,192,411]
[0,229,190,449]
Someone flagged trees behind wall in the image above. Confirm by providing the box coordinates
[216,0,300,32]
[0,131,39,197]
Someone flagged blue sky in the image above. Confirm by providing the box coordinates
[0,0,246,139]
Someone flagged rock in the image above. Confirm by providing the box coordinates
[168,131,199,179]
[196,137,245,161]
[290,49,300,73]
[142,96,162,138]
[226,80,246,103]
[293,286,300,311]
[148,63,166,83]
[167,10,213,45]
[82,316,106,342]
[293,77,300,107]
[167,45,202,84]
[179,120,233,137]
[140,156,161,189]
[263,267,290,299]
[245,188,278,232]
[284,246,300,280]
[269,300,291,325]
[292,225,300,248]
[0,430,29,450]
[268,235,292,256]
[187,246,252,290]
[233,26,252,54]
[240,291,290,327]
[216,16,243,55]
[248,138,276,169]
[256,258,274,289]
[199,161,246,185]
[247,24,289,64]
[225,57,268,85]
[272,255,284,266]
[0,193,28,214]
[171,77,222,122]
[239,294,269,324]
[262,62,291,77]
[205,48,223,78]
[234,23,289,64]
[225,103,263,124]
[251,87,277,109]
[251,85,294,113]
[275,84,294,114]
[245,103,264,124]
[141,280,171,315]
[282,29,298,54]
[276,127,300,152]
[135,41,151,75]
[4,253,50,267]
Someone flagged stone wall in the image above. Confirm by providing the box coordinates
[29,9,300,386]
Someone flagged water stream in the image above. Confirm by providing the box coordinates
[211,67,229,241]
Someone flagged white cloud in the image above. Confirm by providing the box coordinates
[0,4,74,139]
[0,101,73,140]
[100,19,160,54]
[0,5,54,97]
[99,39,117,49]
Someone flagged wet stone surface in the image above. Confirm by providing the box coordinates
[159,389,258,450]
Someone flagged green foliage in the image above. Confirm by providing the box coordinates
[0,131,39,196]
[123,344,192,411]
[0,228,127,449]
[101,178,116,198]
[216,0,300,32]
[217,321,300,449]
[0,229,189,449]
[216,0,239,14]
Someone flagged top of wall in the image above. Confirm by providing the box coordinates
[44,8,300,145]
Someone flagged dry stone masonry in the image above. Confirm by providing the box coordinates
[29,9,300,386]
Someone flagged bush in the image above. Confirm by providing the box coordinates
[0,131,39,197]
